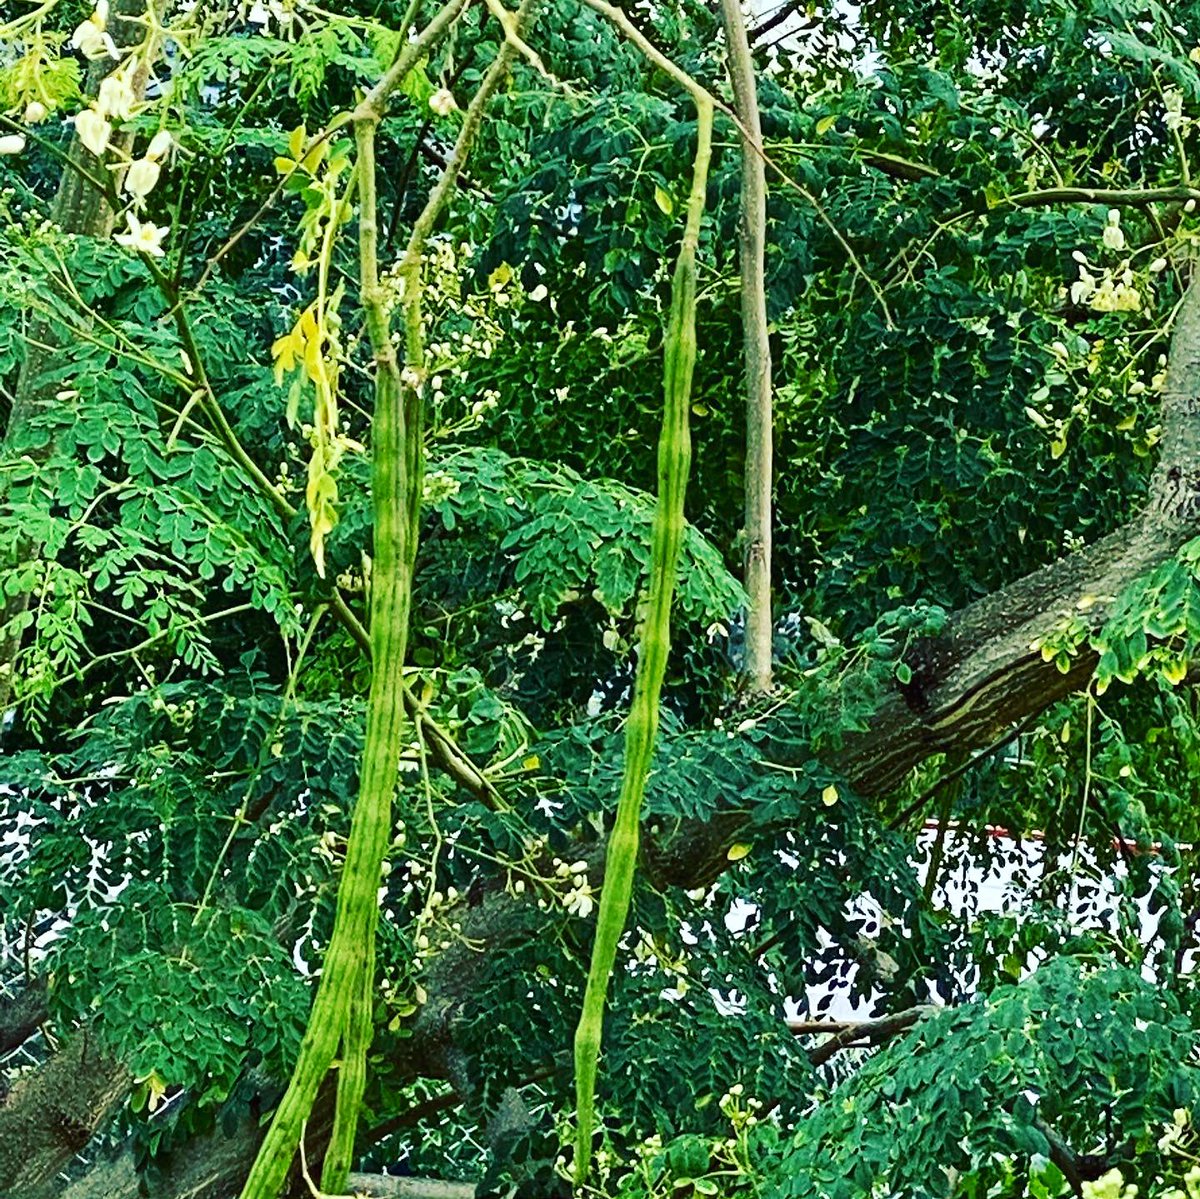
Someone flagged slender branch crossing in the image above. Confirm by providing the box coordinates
[719,0,774,695]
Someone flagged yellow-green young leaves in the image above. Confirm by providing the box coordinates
[269,126,357,576]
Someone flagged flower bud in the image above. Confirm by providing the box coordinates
[98,72,135,120]
[124,157,161,199]
[23,101,48,124]
[429,88,457,116]
[146,129,173,160]
[71,17,117,60]
[75,107,111,157]
[0,134,27,155]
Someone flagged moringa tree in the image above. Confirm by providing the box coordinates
[3,2,1200,1198]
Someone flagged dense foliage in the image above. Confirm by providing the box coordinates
[4,0,1200,1197]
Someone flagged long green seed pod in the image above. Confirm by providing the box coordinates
[573,96,713,1187]
[318,16,535,1186]
[238,113,417,1199]
[240,10,535,1194]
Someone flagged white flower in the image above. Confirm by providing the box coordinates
[75,107,112,157]
[97,71,136,120]
[146,129,173,160]
[71,16,119,60]
[0,135,26,156]
[1165,88,1185,133]
[1070,265,1096,306]
[563,883,595,919]
[1101,209,1125,252]
[1088,274,1141,313]
[1150,257,1168,273]
[23,101,48,124]
[528,283,548,302]
[429,88,457,116]
[114,212,169,257]
[124,157,161,199]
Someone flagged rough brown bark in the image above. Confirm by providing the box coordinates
[345,1178,476,1199]
[42,1080,337,1199]
[0,1036,130,1194]
[796,1005,936,1066]
[0,978,47,1054]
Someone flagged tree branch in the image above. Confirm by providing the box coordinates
[0,1037,130,1196]
[1007,185,1200,208]
[0,977,47,1055]
[720,0,775,696]
[796,1006,936,1067]
[833,267,1200,797]
[345,1178,476,1199]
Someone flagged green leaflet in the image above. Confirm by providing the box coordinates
[573,95,714,1186]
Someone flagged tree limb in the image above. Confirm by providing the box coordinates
[0,1037,130,1196]
[796,1006,936,1067]
[0,977,47,1055]
[1008,185,1200,208]
[345,1177,476,1199]
[720,0,775,696]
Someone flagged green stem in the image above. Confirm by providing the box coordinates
[572,96,713,1188]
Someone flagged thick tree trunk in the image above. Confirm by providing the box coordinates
[50,1090,331,1199]
[720,0,775,695]
[835,267,1200,797]
[0,977,46,1054]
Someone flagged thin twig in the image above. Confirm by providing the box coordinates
[577,0,894,328]
[887,710,1042,830]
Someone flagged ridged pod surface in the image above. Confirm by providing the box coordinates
[572,96,714,1187]
[237,5,533,1191]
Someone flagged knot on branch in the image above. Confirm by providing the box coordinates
[896,633,955,715]
[1150,462,1200,524]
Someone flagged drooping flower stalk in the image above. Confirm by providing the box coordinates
[573,95,713,1186]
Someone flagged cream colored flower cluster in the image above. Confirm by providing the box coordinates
[58,3,176,255]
